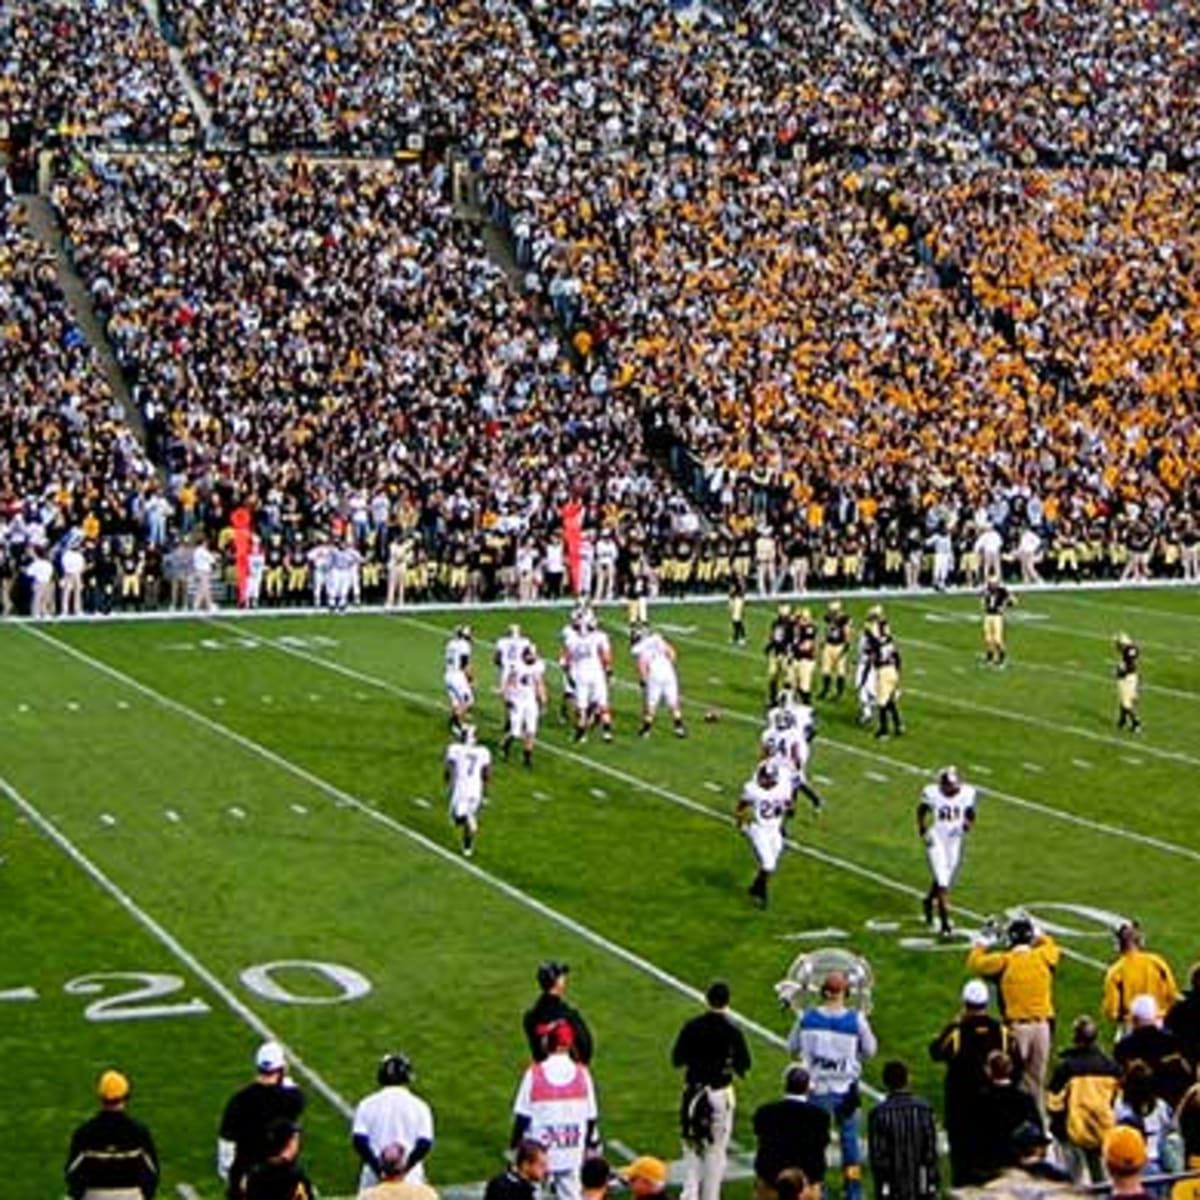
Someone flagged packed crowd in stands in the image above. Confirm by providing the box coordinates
[858,0,1200,167]
[1,0,194,143]
[2,0,1199,616]
[0,181,158,617]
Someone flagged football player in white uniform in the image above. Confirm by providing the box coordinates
[561,614,613,743]
[736,760,793,908]
[445,725,491,856]
[631,625,686,738]
[443,625,474,734]
[916,766,977,936]
[502,645,548,767]
[760,706,825,815]
[495,623,532,689]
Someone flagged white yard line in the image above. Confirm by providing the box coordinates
[20,626,798,1066]
[0,768,355,1121]
[397,616,1200,868]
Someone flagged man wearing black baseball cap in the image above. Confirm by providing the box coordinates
[523,961,594,1063]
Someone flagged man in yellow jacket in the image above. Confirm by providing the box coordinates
[967,914,1061,1111]
[1103,922,1179,1034]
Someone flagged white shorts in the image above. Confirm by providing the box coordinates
[450,790,483,822]
[445,670,473,709]
[926,835,963,889]
[573,672,609,714]
[644,669,679,713]
[748,824,783,873]
[509,698,540,739]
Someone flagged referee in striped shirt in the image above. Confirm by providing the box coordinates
[866,1061,939,1200]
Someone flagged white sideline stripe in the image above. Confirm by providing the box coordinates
[399,615,1200,868]
[20,627,802,1077]
[1048,593,1200,626]
[672,628,1200,769]
[2,575,1192,627]
[206,621,1107,977]
[0,768,355,1122]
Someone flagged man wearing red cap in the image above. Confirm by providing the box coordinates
[511,1025,599,1200]
[66,1069,159,1199]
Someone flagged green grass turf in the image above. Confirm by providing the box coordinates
[0,587,1196,1198]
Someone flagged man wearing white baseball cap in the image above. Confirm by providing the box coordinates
[217,1041,307,1198]
[929,980,1014,1186]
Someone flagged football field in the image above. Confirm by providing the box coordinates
[1,586,1197,1199]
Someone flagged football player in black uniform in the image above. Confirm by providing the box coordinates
[765,605,795,707]
[981,580,1015,667]
[1115,633,1142,732]
[819,601,853,700]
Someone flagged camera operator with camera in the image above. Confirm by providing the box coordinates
[967,914,1061,1113]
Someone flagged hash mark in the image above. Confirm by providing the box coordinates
[1021,762,1044,773]
[1121,755,1144,767]
[1071,758,1093,770]
[99,813,116,827]
[532,791,551,802]
[411,797,431,809]
[17,703,30,713]
[164,810,181,823]
[968,763,992,775]
[212,697,226,707]
[67,701,81,711]
[261,695,273,705]
[704,781,722,793]
[290,804,309,816]
[308,693,322,702]
[228,806,247,820]
[814,774,833,785]
[117,700,130,710]
[589,787,608,800]
[864,770,889,783]
[913,667,927,676]
[707,676,723,686]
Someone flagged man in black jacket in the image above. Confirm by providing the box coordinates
[867,1061,939,1200]
[928,980,1014,1186]
[244,1120,314,1200]
[484,1140,549,1200]
[672,980,752,1200]
[523,961,594,1064]
[66,1069,159,1199]
[1166,962,1200,1069]
[753,1066,831,1197]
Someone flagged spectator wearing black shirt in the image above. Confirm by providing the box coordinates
[975,1051,1045,1183]
[523,961,594,1064]
[1115,995,1192,1107]
[929,980,1014,1186]
[753,1065,830,1196]
[484,1140,549,1200]
[244,1119,313,1200]
[672,980,752,1200]
[66,1069,159,1199]
[218,1042,306,1199]
[1165,962,1200,1069]
[866,1061,939,1200]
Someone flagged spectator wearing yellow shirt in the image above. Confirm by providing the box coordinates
[1103,923,1179,1034]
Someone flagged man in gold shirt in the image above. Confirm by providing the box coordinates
[1103,922,1178,1034]
[967,914,1060,1111]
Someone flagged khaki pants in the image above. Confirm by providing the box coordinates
[1010,1018,1052,1111]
